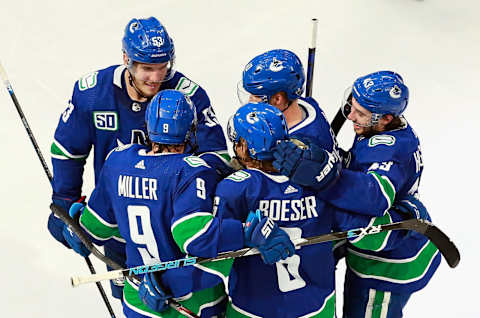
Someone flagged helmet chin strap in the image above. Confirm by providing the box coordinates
[127,69,150,101]
[281,100,293,113]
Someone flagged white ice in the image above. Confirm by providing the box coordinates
[0,0,478,317]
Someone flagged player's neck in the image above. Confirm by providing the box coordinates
[282,100,303,128]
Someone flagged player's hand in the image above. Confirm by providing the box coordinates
[48,195,80,248]
[244,210,296,264]
[273,139,340,191]
[243,210,261,247]
[138,272,172,313]
[393,195,430,221]
[62,202,91,257]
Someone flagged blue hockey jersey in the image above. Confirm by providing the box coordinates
[78,144,243,317]
[51,65,228,201]
[215,168,409,318]
[290,97,338,154]
[318,118,424,217]
[319,118,441,294]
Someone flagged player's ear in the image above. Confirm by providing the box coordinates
[269,92,288,109]
[378,114,394,131]
[122,52,129,66]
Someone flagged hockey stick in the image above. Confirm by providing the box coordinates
[50,203,201,318]
[70,217,460,288]
[330,107,347,136]
[305,18,318,98]
[0,61,116,318]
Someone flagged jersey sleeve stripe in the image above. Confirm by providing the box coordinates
[346,241,439,284]
[349,211,393,252]
[80,206,121,241]
[171,213,214,253]
[171,212,213,232]
[51,139,88,160]
[367,171,396,209]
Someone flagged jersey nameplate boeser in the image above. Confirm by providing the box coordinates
[258,196,319,221]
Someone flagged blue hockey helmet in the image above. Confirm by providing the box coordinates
[122,17,176,78]
[145,89,197,145]
[238,49,305,105]
[345,71,409,125]
[227,102,289,160]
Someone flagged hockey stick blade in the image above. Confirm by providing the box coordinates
[70,218,460,287]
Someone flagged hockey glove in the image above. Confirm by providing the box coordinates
[48,195,80,248]
[138,272,172,313]
[393,195,430,221]
[243,210,262,248]
[273,139,340,191]
[62,202,91,257]
[244,210,296,264]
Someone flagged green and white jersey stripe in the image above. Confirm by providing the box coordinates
[346,240,439,284]
[80,205,125,243]
[123,278,226,318]
[170,212,214,254]
[50,139,88,160]
[364,289,391,318]
[367,171,396,214]
[226,291,336,318]
[350,212,393,252]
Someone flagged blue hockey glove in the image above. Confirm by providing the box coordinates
[244,210,296,264]
[393,195,430,221]
[48,195,80,248]
[62,202,91,257]
[244,210,262,247]
[273,139,340,191]
[138,272,172,313]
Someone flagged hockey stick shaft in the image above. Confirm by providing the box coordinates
[330,107,346,136]
[0,61,116,318]
[51,203,200,318]
[305,18,318,98]
[0,61,53,182]
[71,218,460,287]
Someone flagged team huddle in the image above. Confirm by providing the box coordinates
[48,17,440,318]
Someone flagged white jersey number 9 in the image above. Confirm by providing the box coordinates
[128,205,160,265]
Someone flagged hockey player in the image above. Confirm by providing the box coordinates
[48,17,228,298]
[237,49,341,190]
[216,102,426,317]
[273,71,441,317]
[62,90,295,317]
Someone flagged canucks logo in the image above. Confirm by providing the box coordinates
[362,78,374,89]
[269,57,284,72]
[389,85,402,99]
[246,112,259,124]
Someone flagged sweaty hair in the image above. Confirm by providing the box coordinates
[148,139,185,154]
[383,116,403,132]
[235,138,278,173]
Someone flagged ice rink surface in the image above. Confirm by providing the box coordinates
[0,0,478,316]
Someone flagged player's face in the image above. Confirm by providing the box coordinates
[348,97,373,135]
[132,62,169,97]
